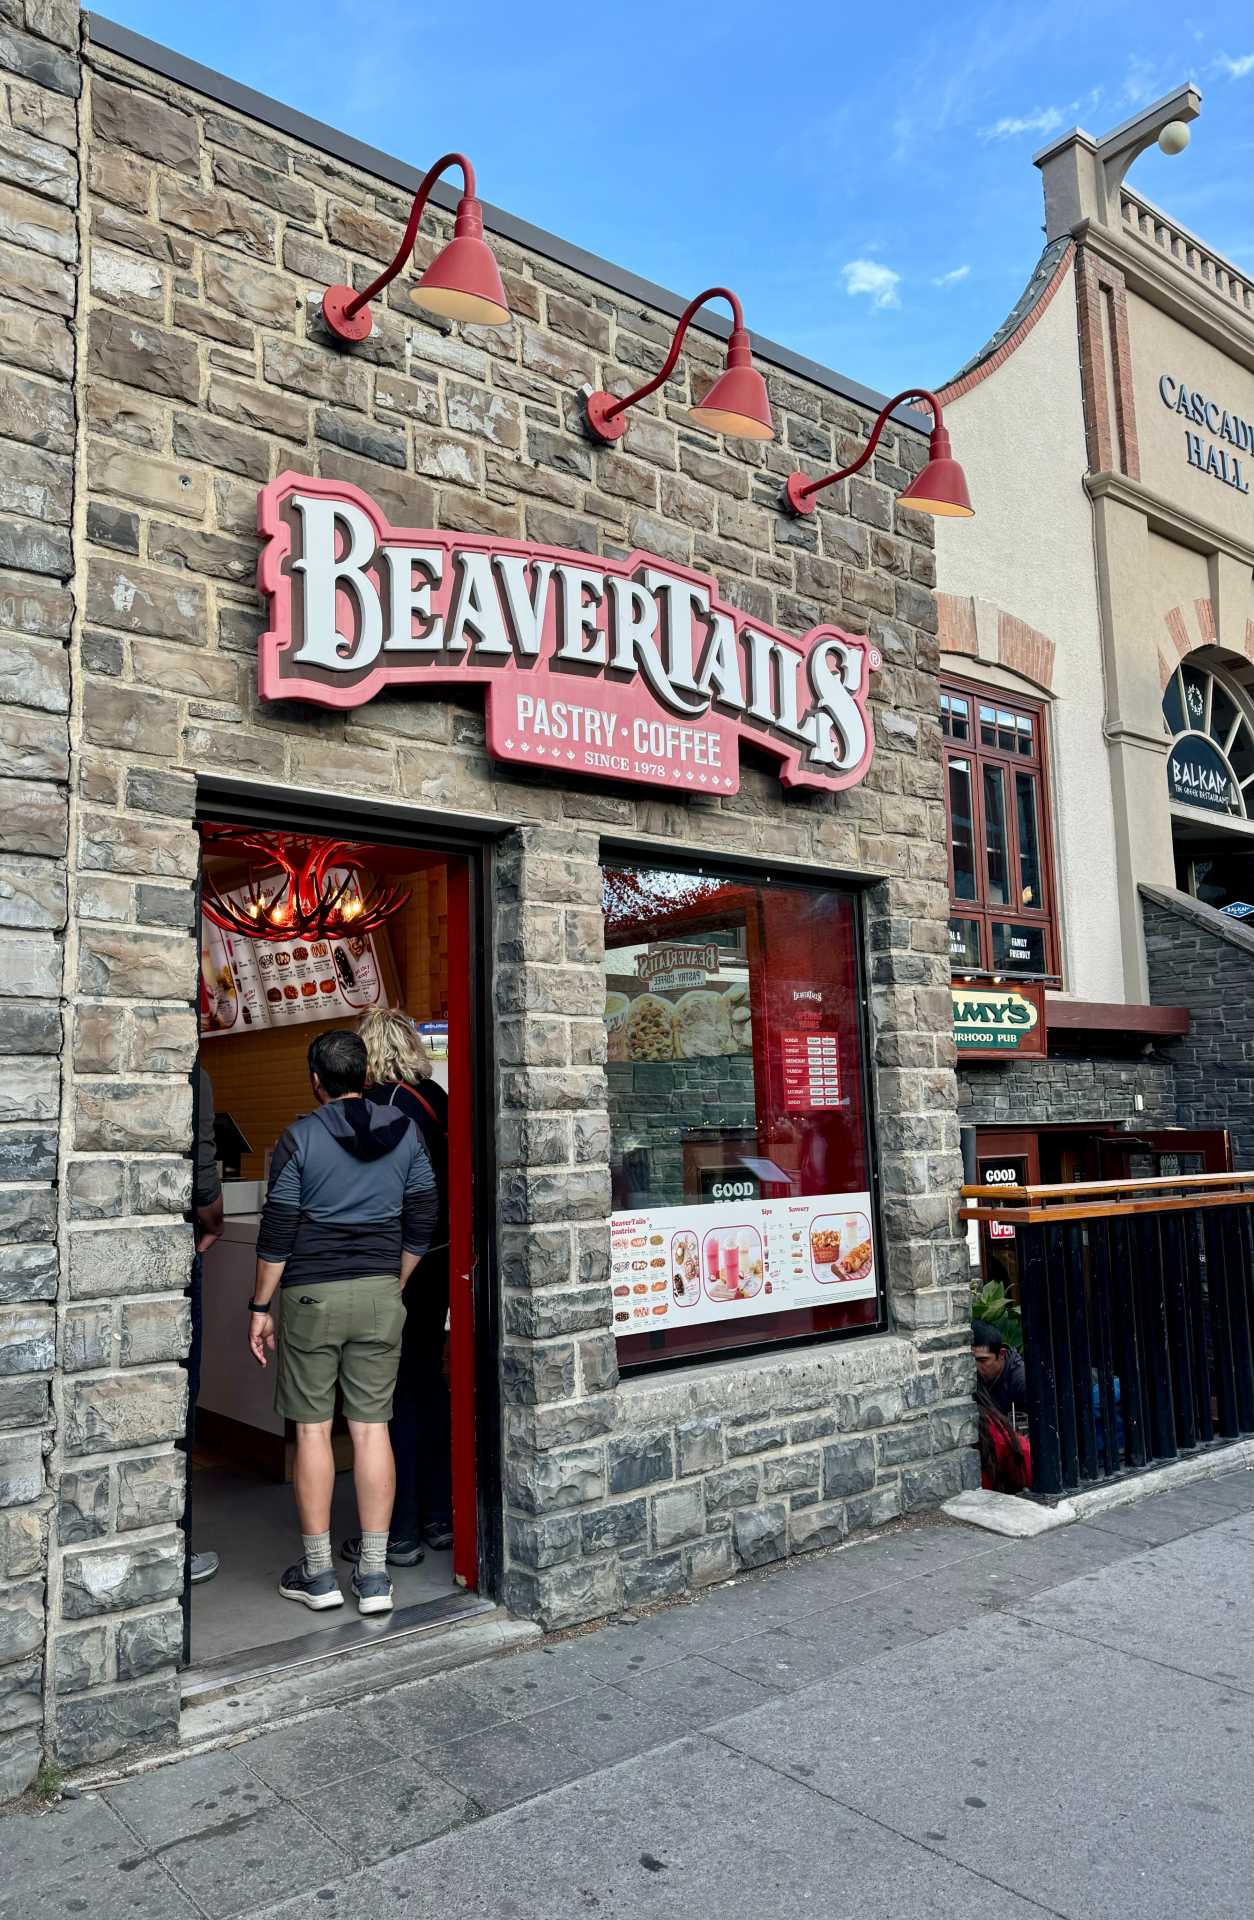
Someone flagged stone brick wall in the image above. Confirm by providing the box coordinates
[1,13,977,1780]
[958,1052,1176,1129]
[0,0,80,1803]
[1143,885,1254,1167]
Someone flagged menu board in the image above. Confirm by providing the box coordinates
[200,876,387,1040]
[610,1190,876,1335]
[780,1030,842,1111]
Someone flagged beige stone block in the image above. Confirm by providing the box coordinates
[89,243,165,320]
[132,640,239,702]
[86,382,168,452]
[183,724,281,776]
[0,440,72,527]
[171,413,269,485]
[0,706,69,779]
[288,736,396,795]
[74,1079,193,1153]
[0,929,62,998]
[0,852,66,931]
[202,250,298,328]
[120,1296,191,1368]
[0,1057,58,1122]
[146,522,255,586]
[83,681,180,757]
[211,151,316,223]
[73,1002,124,1075]
[0,778,67,857]
[521,323,597,387]
[88,146,152,214]
[312,451,434,528]
[172,298,254,352]
[128,1005,197,1073]
[157,177,276,261]
[79,811,198,881]
[0,235,74,316]
[0,178,76,263]
[69,1223,192,1302]
[0,365,73,455]
[208,372,308,442]
[87,441,208,518]
[91,203,194,268]
[9,73,77,146]
[85,557,208,643]
[0,569,72,639]
[77,926,197,999]
[88,309,200,405]
[412,432,481,487]
[262,336,369,410]
[92,74,199,174]
[373,368,439,423]
[0,288,73,382]
[326,199,400,260]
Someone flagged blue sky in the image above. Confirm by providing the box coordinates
[100,1,1252,398]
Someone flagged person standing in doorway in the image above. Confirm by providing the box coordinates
[189,1062,224,1585]
[339,1010,452,1570]
[249,1029,437,1615]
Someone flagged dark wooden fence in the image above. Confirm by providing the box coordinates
[961,1172,1254,1499]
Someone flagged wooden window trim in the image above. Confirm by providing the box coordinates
[941,673,1061,983]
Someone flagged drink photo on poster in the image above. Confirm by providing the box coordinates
[703,1225,765,1303]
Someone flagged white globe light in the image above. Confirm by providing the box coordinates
[1158,120,1191,156]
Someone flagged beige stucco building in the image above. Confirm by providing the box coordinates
[934,85,1254,1227]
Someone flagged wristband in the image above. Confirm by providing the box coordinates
[247,1301,271,1315]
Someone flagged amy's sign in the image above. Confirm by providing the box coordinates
[952,982,1046,1058]
[256,473,880,796]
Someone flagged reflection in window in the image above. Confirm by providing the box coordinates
[983,764,1009,905]
[1016,772,1041,907]
[949,918,981,968]
[948,758,977,901]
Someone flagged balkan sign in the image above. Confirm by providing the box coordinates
[952,982,1046,1057]
[256,473,880,796]
[1167,733,1239,815]
[1158,375,1252,496]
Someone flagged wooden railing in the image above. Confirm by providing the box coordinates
[961,1173,1254,1498]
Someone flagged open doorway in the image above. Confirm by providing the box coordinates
[186,821,481,1676]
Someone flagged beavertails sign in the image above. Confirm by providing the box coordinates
[256,473,880,796]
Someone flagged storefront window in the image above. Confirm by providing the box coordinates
[941,676,1057,978]
[602,862,880,1368]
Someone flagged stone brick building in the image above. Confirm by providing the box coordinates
[0,6,978,1793]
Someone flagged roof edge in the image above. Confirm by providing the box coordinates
[86,13,930,438]
[937,238,1074,406]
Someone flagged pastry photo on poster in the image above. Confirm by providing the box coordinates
[605,936,752,1063]
[610,1190,876,1335]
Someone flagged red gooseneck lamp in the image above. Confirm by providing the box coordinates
[322,151,510,344]
[783,388,973,519]
[585,286,774,444]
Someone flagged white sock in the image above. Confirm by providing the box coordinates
[302,1531,332,1576]
[359,1531,389,1577]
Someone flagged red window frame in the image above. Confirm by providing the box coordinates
[941,675,1060,982]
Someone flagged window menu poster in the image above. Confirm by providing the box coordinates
[610,1191,876,1336]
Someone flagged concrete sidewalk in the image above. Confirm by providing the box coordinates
[7,1465,1254,1920]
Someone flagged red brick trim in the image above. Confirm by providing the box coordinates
[938,595,1055,691]
[1074,248,1141,480]
[1160,600,1220,686]
[936,592,978,656]
[936,244,1074,406]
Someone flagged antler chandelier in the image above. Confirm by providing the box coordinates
[201,832,411,942]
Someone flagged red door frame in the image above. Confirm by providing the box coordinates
[445,857,478,1590]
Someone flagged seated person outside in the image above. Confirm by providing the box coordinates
[971,1318,1030,1492]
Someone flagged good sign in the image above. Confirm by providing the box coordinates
[256,473,880,796]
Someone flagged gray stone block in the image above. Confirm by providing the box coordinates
[61,1534,183,1617]
[606,1430,673,1496]
[0,1242,57,1303]
[66,1368,186,1454]
[0,1431,43,1507]
[0,1724,40,1802]
[822,1436,876,1498]
[651,1482,703,1549]
[505,1446,604,1515]
[0,1305,54,1376]
[116,1452,184,1532]
[790,1499,849,1554]
[705,1463,761,1514]
[69,1222,192,1298]
[0,1580,43,1659]
[621,1549,685,1606]
[59,1465,111,1542]
[116,1603,182,1681]
[733,1501,789,1569]
[676,1415,723,1476]
[53,1622,111,1694]
[54,1670,180,1768]
[579,1498,647,1554]
[0,1506,44,1580]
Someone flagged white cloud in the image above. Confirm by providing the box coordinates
[933,265,971,288]
[1120,55,1158,106]
[1216,52,1254,79]
[840,259,902,310]
[979,106,1063,142]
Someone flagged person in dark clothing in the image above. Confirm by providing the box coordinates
[339,1010,453,1568]
[188,1064,225,1585]
[251,1029,437,1616]
[972,1319,1027,1417]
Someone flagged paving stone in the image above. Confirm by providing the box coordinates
[105,1748,278,1847]
[242,1715,393,1794]
[422,1715,580,1814]
[0,1794,200,1920]
[156,1802,348,1919]
[293,1755,473,1864]
[612,1651,781,1728]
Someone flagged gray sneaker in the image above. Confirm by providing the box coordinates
[351,1569,394,1615]
[190,1550,219,1584]
[278,1561,344,1610]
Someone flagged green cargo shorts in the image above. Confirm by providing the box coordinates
[275,1274,405,1424]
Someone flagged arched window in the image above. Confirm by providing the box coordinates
[1162,662,1254,820]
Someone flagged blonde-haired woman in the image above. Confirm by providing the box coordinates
[340,1011,452,1567]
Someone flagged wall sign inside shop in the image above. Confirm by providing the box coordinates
[1167,733,1239,814]
[952,981,1046,1056]
[636,943,722,992]
[1158,375,1252,495]
[780,1030,842,1111]
[256,473,881,796]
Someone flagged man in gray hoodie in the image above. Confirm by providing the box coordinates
[250,1028,437,1616]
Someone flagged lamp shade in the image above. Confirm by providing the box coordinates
[688,328,775,440]
[412,196,510,328]
[897,425,973,517]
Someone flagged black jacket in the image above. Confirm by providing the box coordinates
[987,1346,1027,1417]
[257,1096,437,1287]
[366,1079,448,1248]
